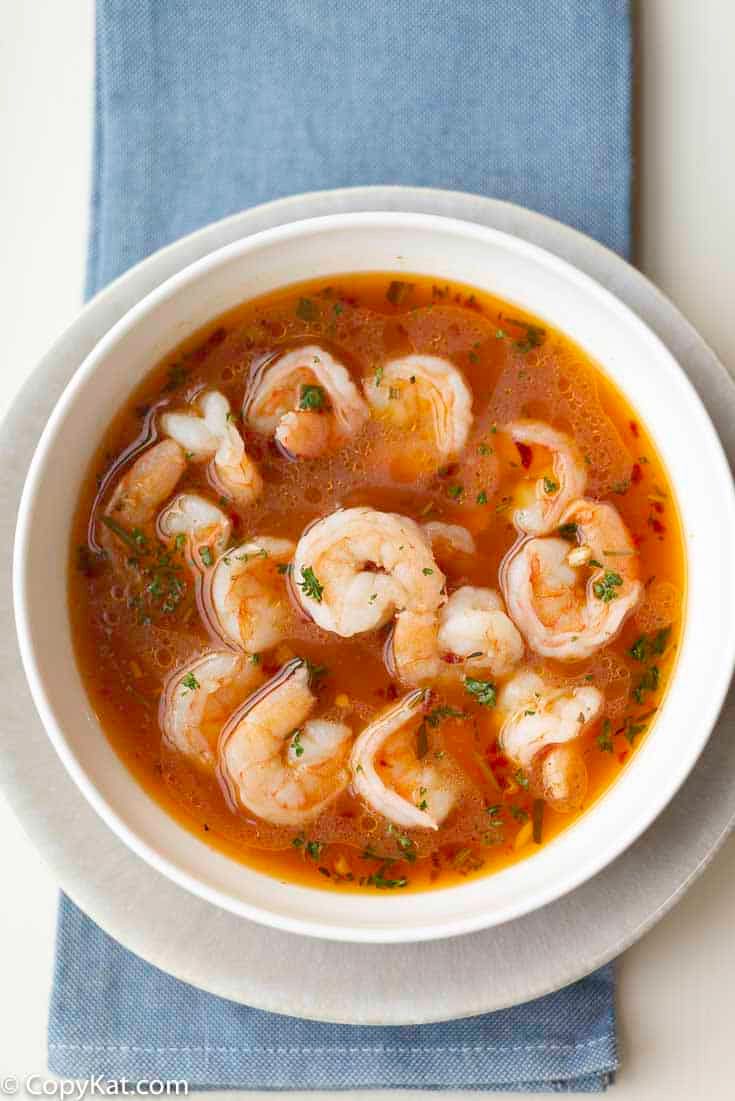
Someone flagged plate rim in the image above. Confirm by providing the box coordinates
[2,184,734,1023]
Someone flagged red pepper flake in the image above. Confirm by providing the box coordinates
[516,441,533,469]
[629,420,640,438]
[649,517,666,535]
[437,462,460,479]
[652,500,664,514]
[229,511,241,530]
[631,462,643,485]
[618,751,629,763]
[440,652,463,665]
[386,682,399,700]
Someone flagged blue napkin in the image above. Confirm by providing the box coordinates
[50,0,630,1090]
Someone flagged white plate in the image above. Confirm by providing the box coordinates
[2,186,735,1021]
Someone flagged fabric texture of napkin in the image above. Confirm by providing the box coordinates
[50,0,631,1090]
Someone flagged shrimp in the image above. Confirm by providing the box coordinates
[157,493,232,566]
[292,507,445,637]
[206,536,295,652]
[497,670,603,812]
[364,354,473,457]
[437,586,524,678]
[104,439,186,529]
[160,389,262,507]
[507,420,587,535]
[161,650,264,769]
[350,690,457,830]
[244,345,369,458]
[218,659,352,826]
[423,521,476,558]
[502,499,643,661]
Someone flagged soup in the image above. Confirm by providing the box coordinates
[69,273,685,892]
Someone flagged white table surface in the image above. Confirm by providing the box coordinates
[2,1,735,1096]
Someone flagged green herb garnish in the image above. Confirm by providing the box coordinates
[597,718,614,753]
[632,665,660,704]
[299,565,324,602]
[464,677,497,707]
[181,672,199,693]
[386,280,414,305]
[296,297,317,321]
[558,522,579,542]
[592,570,623,602]
[299,384,326,411]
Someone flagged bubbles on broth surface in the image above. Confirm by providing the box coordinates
[488,342,633,496]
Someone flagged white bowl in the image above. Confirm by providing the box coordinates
[13,212,735,943]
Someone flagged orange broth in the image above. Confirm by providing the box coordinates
[69,273,685,892]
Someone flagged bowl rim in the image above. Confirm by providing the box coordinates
[13,210,735,942]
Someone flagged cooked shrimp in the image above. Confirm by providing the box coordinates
[423,521,476,558]
[218,659,352,826]
[244,345,369,458]
[157,493,232,566]
[105,439,186,529]
[497,670,603,812]
[161,389,262,507]
[364,354,473,457]
[161,650,264,769]
[350,690,457,830]
[502,498,643,661]
[437,586,524,678]
[206,536,295,652]
[391,610,442,684]
[507,420,587,535]
[292,507,445,637]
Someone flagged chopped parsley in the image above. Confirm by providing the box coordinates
[181,672,199,693]
[305,659,328,687]
[299,384,327,411]
[299,565,324,602]
[199,546,214,568]
[101,515,148,553]
[290,729,305,757]
[374,365,384,387]
[624,716,649,744]
[387,824,417,862]
[464,677,497,707]
[628,627,671,664]
[366,866,408,889]
[514,768,530,790]
[447,484,464,500]
[296,297,317,321]
[385,280,414,305]
[632,665,660,704]
[543,477,559,494]
[592,570,623,602]
[476,490,488,505]
[597,718,614,753]
[505,318,546,353]
[305,840,324,860]
[422,567,434,575]
[558,522,579,542]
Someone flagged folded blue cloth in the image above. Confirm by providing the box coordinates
[51,0,630,1090]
